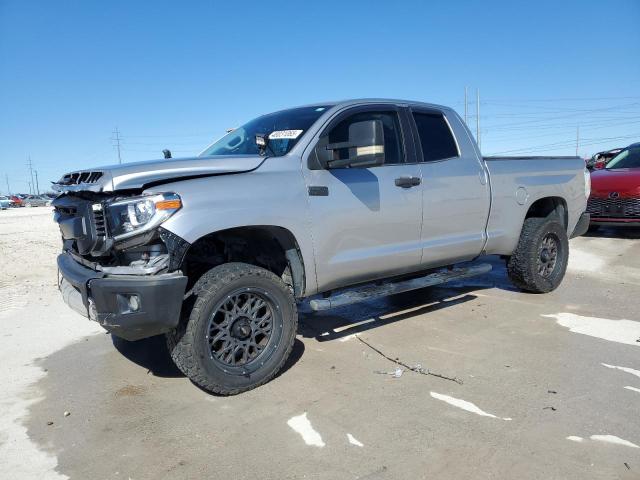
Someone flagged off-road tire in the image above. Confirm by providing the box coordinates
[166,262,297,395]
[507,217,569,293]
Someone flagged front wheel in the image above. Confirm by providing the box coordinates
[507,217,569,293]
[166,263,297,395]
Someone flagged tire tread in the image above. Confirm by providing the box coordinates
[507,217,568,293]
[167,262,297,395]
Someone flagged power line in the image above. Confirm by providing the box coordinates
[487,133,640,156]
[120,147,194,154]
[123,140,208,146]
[483,117,640,134]
[34,170,40,195]
[125,132,214,138]
[482,102,640,130]
[487,118,640,139]
[481,95,640,103]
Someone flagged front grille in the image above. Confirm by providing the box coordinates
[587,197,640,218]
[58,171,103,186]
[53,195,111,255]
[93,209,107,236]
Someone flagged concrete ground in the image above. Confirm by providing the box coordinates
[1,207,639,479]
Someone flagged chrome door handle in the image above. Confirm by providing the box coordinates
[395,176,421,188]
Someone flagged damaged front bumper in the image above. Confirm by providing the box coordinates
[57,252,188,341]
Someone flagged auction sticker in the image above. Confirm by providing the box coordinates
[269,130,303,140]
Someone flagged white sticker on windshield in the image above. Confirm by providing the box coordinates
[269,130,303,140]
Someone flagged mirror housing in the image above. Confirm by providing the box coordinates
[316,119,385,169]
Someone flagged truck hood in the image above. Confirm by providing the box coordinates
[52,155,266,193]
[590,168,640,197]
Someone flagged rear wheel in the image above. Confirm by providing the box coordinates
[507,217,569,293]
[166,262,297,395]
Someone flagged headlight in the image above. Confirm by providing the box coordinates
[584,168,591,200]
[105,193,182,240]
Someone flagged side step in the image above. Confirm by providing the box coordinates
[309,263,492,311]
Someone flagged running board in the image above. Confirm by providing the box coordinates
[309,263,492,311]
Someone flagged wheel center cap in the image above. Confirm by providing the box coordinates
[230,317,252,340]
[540,249,550,263]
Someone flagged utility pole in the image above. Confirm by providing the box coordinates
[464,86,468,125]
[112,127,123,164]
[575,125,580,157]
[5,174,10,195]
[34,170,40,195]
[476,88,481,150]
[27,156,35,194]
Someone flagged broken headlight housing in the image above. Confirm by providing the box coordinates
[105,193,182,241]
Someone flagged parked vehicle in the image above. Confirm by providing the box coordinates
[23,195,52,207]
[0,196,12,209]
[587,142,640,228]
[52,99,590,394]
[587,148,623,171]
[9,195,24,207]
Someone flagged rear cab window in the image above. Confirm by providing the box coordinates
[412,111,459,162]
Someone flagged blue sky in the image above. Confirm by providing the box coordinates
[1,0,639,194]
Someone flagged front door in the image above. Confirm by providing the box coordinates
[302,106,424,292]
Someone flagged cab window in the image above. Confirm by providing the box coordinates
[412,112,459,162]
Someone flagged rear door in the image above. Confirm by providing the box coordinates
[409,108,490,267]
[302,105,424,292]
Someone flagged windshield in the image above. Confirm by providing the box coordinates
[606,146,640,169]
[200,105,330,157]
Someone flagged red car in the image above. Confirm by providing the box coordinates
[9,195,24,207]
[587,142,640,228]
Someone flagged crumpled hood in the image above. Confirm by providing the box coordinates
[53,155,266,193]
[590,168,640,197]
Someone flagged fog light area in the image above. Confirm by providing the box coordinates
[116,293,141,314]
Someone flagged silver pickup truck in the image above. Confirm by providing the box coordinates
[52,99,590,394]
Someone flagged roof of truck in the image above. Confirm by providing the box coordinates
[287,98,452,112]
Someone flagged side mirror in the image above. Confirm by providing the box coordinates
[323,119,385,169]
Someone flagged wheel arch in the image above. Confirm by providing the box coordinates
[525,196,568,229]
[180,225,307,298]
